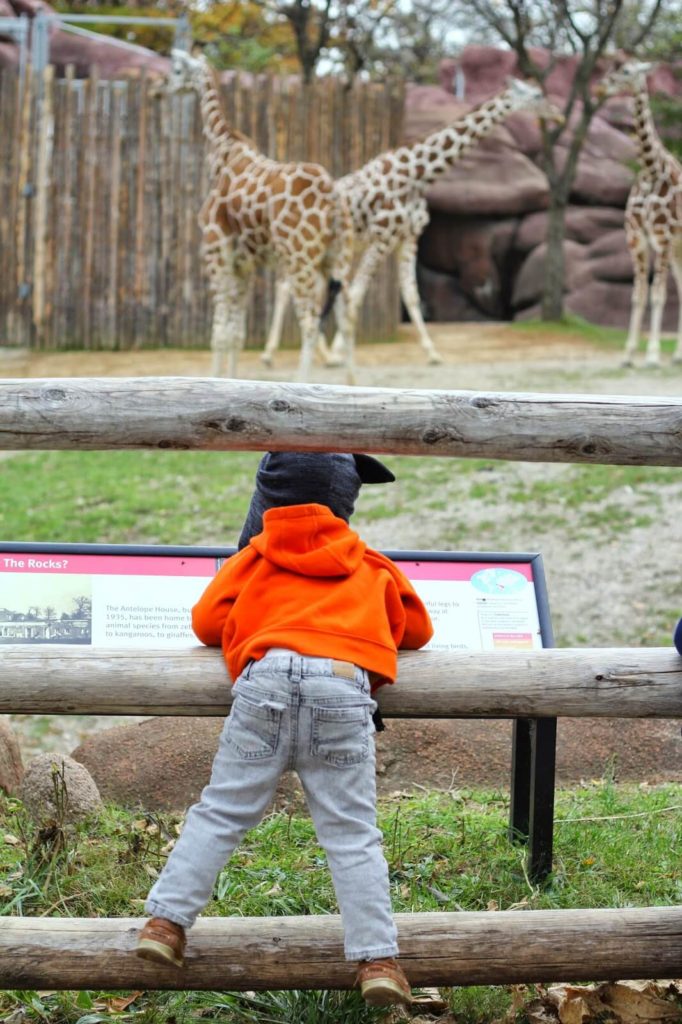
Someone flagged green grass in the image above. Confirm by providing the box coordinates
[511,314,682,357]
[511,313,628,344]
[0,450,262,545]
[2,450,680,546]
[1,782,681,1023]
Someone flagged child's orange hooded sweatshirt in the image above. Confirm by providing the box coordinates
[192,503,433,686]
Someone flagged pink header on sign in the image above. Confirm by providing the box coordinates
[0,553,218,577]
[395,560,534,582]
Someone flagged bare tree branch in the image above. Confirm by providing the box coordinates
[629,0,666,49]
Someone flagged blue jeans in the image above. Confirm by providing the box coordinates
[145,648,399,961]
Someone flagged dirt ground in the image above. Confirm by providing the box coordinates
[3,321,682,790]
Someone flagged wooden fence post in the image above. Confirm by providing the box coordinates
[32,63,54,344]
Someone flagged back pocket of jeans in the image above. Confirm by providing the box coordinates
[227,695,282,760]
[311,706,369,767]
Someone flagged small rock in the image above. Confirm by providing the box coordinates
[19,753,102,824]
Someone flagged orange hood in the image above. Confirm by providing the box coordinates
[250,504,366,577]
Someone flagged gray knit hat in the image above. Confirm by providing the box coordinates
[237,452,395,549]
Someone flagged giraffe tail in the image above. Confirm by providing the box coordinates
[319,278,342,322]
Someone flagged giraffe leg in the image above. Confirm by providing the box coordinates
[397,237,442,364]
[287,269,330,382]
[262,279,291,367]
[670,245,682,364]
[291,297,323,382]
[208,267,250,378]
[223,276,250,378]
[328,287,359,384]
[209,296,230,377]
[645,246,670,367]
[622,220,648,367]
[201,230,246,378]
[329,242,389,363]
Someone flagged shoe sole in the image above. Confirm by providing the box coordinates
[136,938,184,968]
[360,978,412,1007]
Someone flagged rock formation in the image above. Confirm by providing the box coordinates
[412,46,682,329]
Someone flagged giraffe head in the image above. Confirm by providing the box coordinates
[596,60,655,99]
[169,47,205,92]
[504,78,563,123]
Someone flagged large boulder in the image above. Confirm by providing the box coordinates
[408,46,681,327]
[515,207,626,252]
[72,717,224,812]
[0,718,23,796]
[19,753,102,823]
[426,132,549,217]
[512,239,586,312]
[419,215,519,318]
[553,113,636,207]
[416,264,492,322]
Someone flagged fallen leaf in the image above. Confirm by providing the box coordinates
[508,898,531,911]
[546,980,682,1024]
[108,991,145,1011]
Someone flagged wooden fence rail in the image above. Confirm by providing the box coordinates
[0,68,403,352]
[2,376,681,992]
[2,907,681,990]
[1,378,682,465]
[2,646,681,718]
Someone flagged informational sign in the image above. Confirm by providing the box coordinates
[0,545,551,651]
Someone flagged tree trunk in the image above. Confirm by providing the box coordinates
[541,190,567,321]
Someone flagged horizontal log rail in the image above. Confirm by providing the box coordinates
[2,646,681,717]
[2,378,682,465]
[1,907,680,991]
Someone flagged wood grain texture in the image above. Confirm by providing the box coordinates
[1,378,682,464]
[1,907,680,990]
[1,646,680,717]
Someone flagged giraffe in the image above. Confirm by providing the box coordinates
[262,78,558,371]
[597,61,682,367]
[169,50,356,382]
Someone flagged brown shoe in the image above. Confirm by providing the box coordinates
[136,917,186,968]
[355,957,412,1007]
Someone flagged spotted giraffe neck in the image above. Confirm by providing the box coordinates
[410,90,520,185]
[631,82,669,179]
[197,61,253,160]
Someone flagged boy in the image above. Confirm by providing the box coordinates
[136,451,433,1007]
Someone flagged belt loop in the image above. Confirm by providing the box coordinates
[290,655,302,682]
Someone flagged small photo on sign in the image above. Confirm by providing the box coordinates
[0,564,92,644]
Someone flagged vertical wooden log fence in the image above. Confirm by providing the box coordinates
[0,68,405,353]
